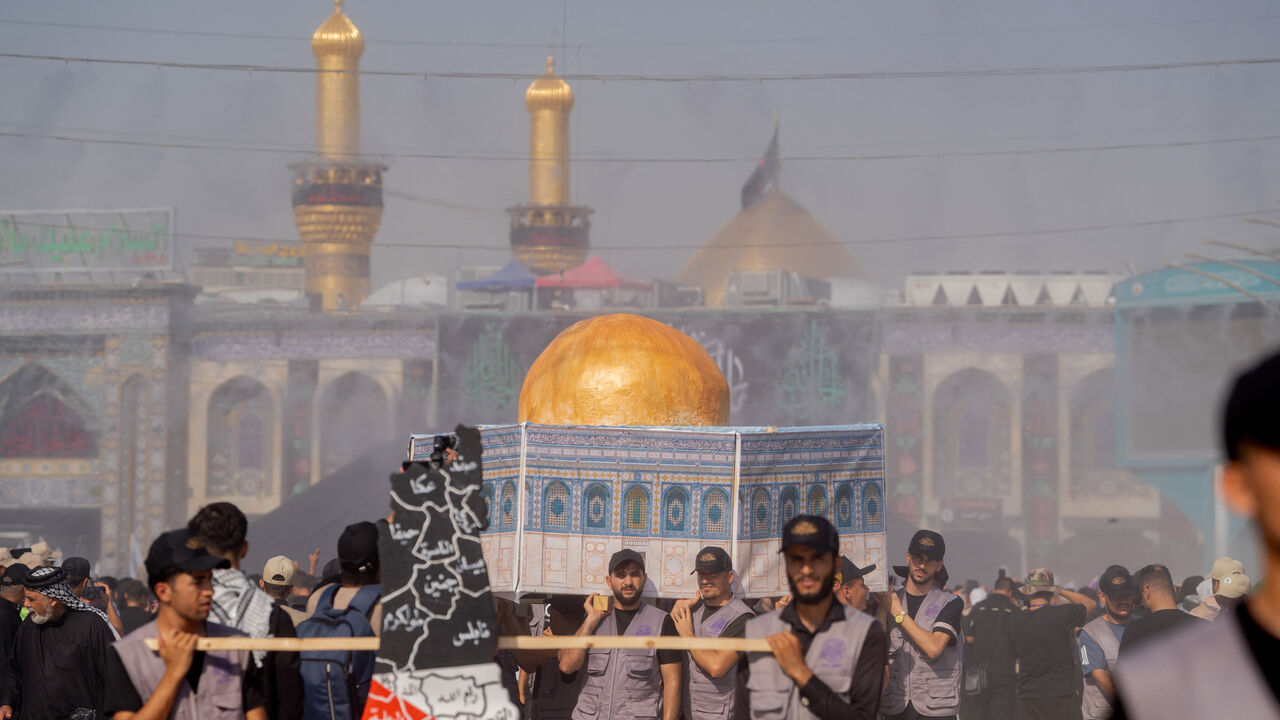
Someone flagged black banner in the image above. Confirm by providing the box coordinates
[291,183,383,208]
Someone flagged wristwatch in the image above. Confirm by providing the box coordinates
[894,610,906,624]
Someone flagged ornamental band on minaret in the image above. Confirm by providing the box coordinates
[291,0,386,311]
[508,57,592,275]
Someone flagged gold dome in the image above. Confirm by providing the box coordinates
[312,2,364,59]
[525,56,574,113]
[677,189,868,306]
[518,313,730,426]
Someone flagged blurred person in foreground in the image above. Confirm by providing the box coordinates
[188,502,303,720]
[1,565,116,720]
[1115,564,1205,658]
[745,515,887,720]
[1113,349,1280,718]
[1079,566,1136,720]
[1009,569,1096,720]
[884,529,964,720]
[962,574,1019,720]
[104,527,267,720]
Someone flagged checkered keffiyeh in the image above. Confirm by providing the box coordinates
[24,565,120,639]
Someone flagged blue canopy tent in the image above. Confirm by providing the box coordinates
[456,258,537,292]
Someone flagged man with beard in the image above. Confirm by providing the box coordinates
[835,557,876,611]
[882,530,963,720]
[559,549,681,720]
[104,527,268,720]
[745,515,887,720]
[1112,350,1280,717]
[671,546,755,720]
[1115,564,1205,658]
[0,565,117,720]
[1079,566,1136,720]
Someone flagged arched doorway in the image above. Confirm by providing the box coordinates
[318,372,389,478]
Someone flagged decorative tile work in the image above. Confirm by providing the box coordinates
[411,423,887,597]
[0,477,103,506]
[881,321,1112,354]
[0,304,170,333]
[191,331,435,361]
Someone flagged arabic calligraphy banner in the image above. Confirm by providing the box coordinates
[0,207,174,273]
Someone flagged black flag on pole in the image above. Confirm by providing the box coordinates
[740,125,780,209]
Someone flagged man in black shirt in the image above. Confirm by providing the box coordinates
[962,575,1019,720]
[0,564,26,690]
[1009,568,1096,720]
[103,527,268,720]
[0,565,117,720]
[1115,564,1206,658]
[116,578,155,635]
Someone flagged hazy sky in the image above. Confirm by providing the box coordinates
[1,0,1279,291]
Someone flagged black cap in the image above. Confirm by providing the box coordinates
[838,556,875,585]
[337,522,379,575]
[608,549,645,573]
[320,558,342,586]
[144,528,230,586]
[780,515,839,554]
[907,529,946,561]
[62,556,91,584]
[1099,565,1136,598]
[1,563,28,587]
[691,546,732,574]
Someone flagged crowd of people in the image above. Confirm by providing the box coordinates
[1,352,1278,720]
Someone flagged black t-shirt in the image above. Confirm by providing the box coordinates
[903,589,963,646]
[1009,602,1086,699]
[963,593,1019,678]
[102,645,268,714]
[614,606,681,665]
[1116,608,1207,658]
[119,606,154,636]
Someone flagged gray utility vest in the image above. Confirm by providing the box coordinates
[684,598,754,720]
[744,604,874,720]
[534,657,588,720]
[1080,616,1123,720]
[882,588,962,718]
[1115,610,1280,720]
[114,621,251,720]
[573,603,669,720]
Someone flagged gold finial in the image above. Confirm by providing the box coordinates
[335,0,342,11]
[546,55,555,74]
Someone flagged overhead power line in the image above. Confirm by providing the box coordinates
[3,128,1278,164]
[1,51,1278,82]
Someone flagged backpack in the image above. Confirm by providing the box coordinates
[297,584,381,720]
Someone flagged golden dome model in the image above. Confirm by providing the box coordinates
[677,189,869,306]
[525,56,574,113]
[312,1,364,59]
[518,313,730,426]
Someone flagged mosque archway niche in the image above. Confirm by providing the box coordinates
[0,363,99,458]
[1070,369,1145,498]
[318,371,389,478]
[207,376,274,498]
[931,368,1011,499]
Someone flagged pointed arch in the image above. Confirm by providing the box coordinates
[661,486,690,536]
[319,372,389,478]
[583,483,611,534]
[207,376,273,497]
[778,487,799,534]
[622,485,651,536]
[0,363,98,458]
[807,485,827,518]
[834,483,854,530]
[543,480,571,530]
[701,487,730,539]
[750,487,771,537]
[932,367,1012,498]
[862,482,884,532]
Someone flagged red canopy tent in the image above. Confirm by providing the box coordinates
[534,256,652,290]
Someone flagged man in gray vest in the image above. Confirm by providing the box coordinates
[1112,350,1280,718]
[671,546,755,720]
[883,529,964,720]
[559,549,681,720]
[745,515,887,720]
[1079,566,1135,719]
[101,527,268,720]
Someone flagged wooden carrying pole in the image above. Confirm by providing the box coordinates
[143,635,772,653]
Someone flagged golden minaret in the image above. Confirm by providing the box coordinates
[291,0,386,311]
[508,57,591,275]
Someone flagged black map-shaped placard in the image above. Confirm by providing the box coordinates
[376,424,496,675]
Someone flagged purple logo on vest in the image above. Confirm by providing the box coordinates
[926,603,940,617]
[818,638,846,666]
[634,625,654,636]
[708,618,728,635]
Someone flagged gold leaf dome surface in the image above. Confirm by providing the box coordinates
[677,190,869,306]
[518,313,729,426]
[525,56,575,113]
[312,4,365,59]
